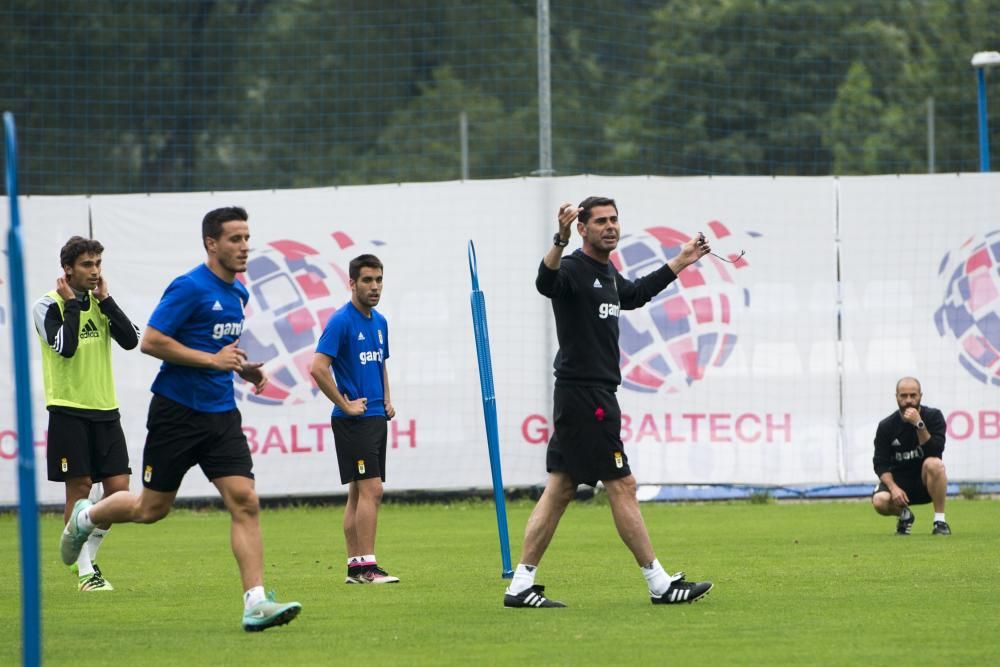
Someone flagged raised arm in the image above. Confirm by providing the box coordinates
[618,233,710,309]
[537,203,581,297]
[32,278,81,358]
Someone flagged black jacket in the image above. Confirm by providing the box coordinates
[872,406,946,477]
[536,249,678,389]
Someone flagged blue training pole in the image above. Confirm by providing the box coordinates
[5,111,42,667]
[467,241,514,578]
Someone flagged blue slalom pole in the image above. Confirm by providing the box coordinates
[468,241,514,579]
[5,112,41,666]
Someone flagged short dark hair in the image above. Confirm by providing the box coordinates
[349,254,383,281]
[202,206,248,249]
[60,236,104,269]
[577,196,618,224]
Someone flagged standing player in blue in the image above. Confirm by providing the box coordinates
[60,207,302,631]
[504,197,714,609]
[33,236,140,591]
[310,254,399,585]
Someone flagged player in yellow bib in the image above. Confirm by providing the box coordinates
[32,236,140,591]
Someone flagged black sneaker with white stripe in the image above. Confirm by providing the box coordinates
[503,584,566,608]
[651,573,713,605]
[895,507,915,536]
[932,520,951,535]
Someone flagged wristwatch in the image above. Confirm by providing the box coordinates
[553,233,569,247]
[916,421,925,430]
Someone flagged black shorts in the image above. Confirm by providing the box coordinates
[46,410,131,482]
[141,394,254,492]
[546,384,630,487]
[874,466,933,505]
[331,416,387,485]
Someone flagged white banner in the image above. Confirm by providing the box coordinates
[839,174,1000,483]
[3,174,1000,503]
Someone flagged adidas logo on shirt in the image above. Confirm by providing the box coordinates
[212,300,223,311]
[79,319,101,339]
[357,332,365,341]
[593,278,602,288]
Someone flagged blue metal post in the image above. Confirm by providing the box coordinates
[976,67,990,172]
[5,111,42,666]
[467,241,514,579]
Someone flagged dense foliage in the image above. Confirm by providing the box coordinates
[2,0,999,193]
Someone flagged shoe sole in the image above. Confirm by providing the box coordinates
[243,605,301,632]
[347,577,400,584]
[651,582,714,605]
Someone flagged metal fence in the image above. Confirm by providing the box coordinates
[3,0,1000,194]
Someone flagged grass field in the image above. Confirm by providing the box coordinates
[3,497,999,666]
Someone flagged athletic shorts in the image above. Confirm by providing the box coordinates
[874,466,933,505]
[46,410,131,482]
[331,416,387,485]
[141,394,254,492]
[546,384,630,487]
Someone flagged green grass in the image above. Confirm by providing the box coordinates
[3,499,999,666]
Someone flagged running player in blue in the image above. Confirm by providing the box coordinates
[60,206,301,631]
[310,254,399,585]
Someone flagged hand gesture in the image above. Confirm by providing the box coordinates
[901,407,921,426]
[239,361,269,394]
[93,276,109,301]
[213,340,247,372]
[56,276,76,301]
[385,400,396,420]
[344,397,368,417]
[677,232,711,265]
[556,202,579,243]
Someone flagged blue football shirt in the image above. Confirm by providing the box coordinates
[148,264,250,412]
[315,301,389,418]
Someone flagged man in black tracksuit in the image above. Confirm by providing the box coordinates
[871,377,950,535]
[503,196,714,609]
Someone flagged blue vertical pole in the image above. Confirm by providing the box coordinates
[5,112,42,667]
[468,241,514,579]
[976,68,990,172]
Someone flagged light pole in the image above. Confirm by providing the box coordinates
[971,51,1000,172]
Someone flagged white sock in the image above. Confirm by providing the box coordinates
[244,586,266,609]
[934,512,946,523]
[642,558,672,596]
[360,554,377,565]
[347,556,361,566]
[77,508,96,533]
[87,528,109,563]
[507,563,537,595]
[75,543,95,578]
